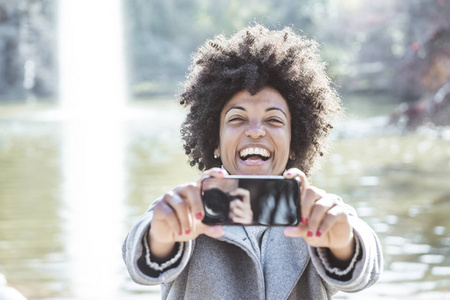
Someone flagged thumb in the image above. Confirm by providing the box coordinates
[203,225,225,239]
[283,225,303,237]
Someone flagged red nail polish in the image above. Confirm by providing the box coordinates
[185,229,191,235]
[302,217,308,224]
[316,230,322,237]
[195,212,203,220]
[307,230,313,237]
[178,230,182,236]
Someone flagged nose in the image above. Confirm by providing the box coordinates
[244,121,266,139]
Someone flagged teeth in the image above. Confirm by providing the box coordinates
[239,147,270,158]
[262,149,269,157]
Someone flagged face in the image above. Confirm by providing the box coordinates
[215,87,292,175]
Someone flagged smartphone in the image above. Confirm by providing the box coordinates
[201,175,301,226]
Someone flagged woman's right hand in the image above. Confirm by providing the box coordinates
[228,188,252,224]
[149,168,226,260]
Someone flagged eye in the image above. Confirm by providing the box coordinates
[230,117,243,122]
[228,116,246,123]
[266,117,284,126]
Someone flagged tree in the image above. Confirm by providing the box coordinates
[0,0,57,101]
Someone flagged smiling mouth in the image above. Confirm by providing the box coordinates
[239,147,271,162]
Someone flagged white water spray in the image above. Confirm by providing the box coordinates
[59,0,127,118]
[58,0,127,298]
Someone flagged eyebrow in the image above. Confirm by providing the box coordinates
[266,107,288,118]
[225,106,288,118]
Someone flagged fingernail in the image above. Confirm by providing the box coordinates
[301,217,308,224]
[185,229,191,235]
[178,230,182,236]
[307,230,313,237]
[286,171,292,176]
[195,212,203,220]
[316,230,322,237]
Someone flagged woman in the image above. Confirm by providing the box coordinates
[123,24,383,299]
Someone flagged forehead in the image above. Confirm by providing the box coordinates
[222,87,290,114]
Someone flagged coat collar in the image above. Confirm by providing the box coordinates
[217,225,256,257]
[217,226,310,300]
[263,227,310,299]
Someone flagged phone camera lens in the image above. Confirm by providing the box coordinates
[203,188,230,224]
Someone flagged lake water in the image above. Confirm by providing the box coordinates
[0,97,449,299]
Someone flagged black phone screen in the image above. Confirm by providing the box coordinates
[201,176,301,226]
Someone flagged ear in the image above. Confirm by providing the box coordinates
[214,148,220,158]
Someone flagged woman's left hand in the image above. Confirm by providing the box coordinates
[283,168,355,263]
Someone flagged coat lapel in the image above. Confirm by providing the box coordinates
[217,226,309,300]
[263,227,310,300]
[217,225,256,255]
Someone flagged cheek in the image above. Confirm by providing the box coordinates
[275,132,292,163]
[275,129,291,148]
[219,128,238,155]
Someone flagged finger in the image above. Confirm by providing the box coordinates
[164,191,192,235]
[301,186,326,226]
[229,207,246,221]
[230,216,253,225]
[202,224,225,238]
[229,202,243,219]
[316,204,348,238]
[283,223,308,237]
[229,210,239,222]
[229,188,251,204]
[284,168,311,224]
[229,201,240,215]
[229,198,245,210]
[174,183,203,223]
[152,199,182,238]
[195,168,228,220]
[198,167,228,185]
[229,205,253,224]
[284,168,308,196]
[307,194,337,237]
[230,197,253,218]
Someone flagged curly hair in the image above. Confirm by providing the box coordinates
[179,24,342,176]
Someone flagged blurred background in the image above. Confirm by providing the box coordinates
[0,0,449,299]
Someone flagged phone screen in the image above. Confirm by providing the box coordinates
[201,176,300,226]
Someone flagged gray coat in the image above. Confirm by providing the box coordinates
[123,200,383,300]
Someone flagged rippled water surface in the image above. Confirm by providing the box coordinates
[0,98,449,299]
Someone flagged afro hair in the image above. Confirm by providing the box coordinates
[179,24,342,176]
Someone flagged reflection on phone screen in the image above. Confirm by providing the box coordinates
[201,177,300,226]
